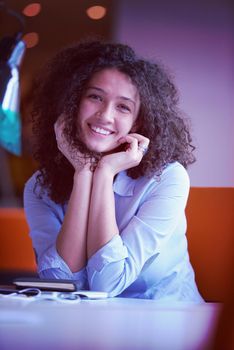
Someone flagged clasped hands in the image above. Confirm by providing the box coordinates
[54,119,150,177]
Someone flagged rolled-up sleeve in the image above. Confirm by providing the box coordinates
[24,174,87,290]
[87,164,190,297]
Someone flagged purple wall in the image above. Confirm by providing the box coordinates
[114,0,234,186]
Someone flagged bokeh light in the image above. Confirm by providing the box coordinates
[22,32,39,48]
[86,6,106,20]
[22,3,41,17]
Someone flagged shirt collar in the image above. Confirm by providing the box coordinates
[113,171,136,197]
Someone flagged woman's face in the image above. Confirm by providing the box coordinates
[77,68,140,153]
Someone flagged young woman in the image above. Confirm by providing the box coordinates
[24,39,203,301]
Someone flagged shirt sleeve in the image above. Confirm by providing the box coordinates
[87,164,190,296]
[24,174,88,290]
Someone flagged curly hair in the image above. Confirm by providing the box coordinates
[31,39,195,203]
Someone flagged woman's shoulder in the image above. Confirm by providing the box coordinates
[161,161,189,181]
[24,171,40,191]
[151,161,190,195]
[24,171,51,203]
[131,162,189,201]
[116,162,189,198]
[141,162,189,185]
[24,171,65,219]
[140,162,190,193]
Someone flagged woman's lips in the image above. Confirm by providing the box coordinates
[89,124,114,136]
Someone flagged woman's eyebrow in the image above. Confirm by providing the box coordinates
[87,86,136,106]
[120,96,136,106]
[86,86,105,93]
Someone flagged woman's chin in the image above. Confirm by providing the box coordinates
[85,142,122,155]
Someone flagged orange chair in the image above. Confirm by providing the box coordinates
[0,208,37,281]
[186,187,233,302]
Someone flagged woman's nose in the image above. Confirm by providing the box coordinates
[97,104,114,122]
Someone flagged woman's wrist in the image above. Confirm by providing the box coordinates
[74,165,93,181]
[94,163,115,182]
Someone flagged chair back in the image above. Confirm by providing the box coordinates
[0,208,37,272]
[186,187,233,302]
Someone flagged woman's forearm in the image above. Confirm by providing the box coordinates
[87,167,119,259]
[56,167,93,272]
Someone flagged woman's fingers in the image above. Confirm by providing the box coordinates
[118,133,150,156]
[129,133,150,151]
[54,123,68,156]
[120,135,138,153]
[54,119,65,141]
[54,118,95,171]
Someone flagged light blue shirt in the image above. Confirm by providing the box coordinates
[24,162,203,302]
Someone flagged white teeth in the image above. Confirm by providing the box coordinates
[90,125,112,135]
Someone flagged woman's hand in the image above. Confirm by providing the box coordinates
[54,118,94,173]
[97,133,150,177]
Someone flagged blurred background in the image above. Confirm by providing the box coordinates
[0,0,233,207]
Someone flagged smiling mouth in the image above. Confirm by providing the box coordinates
[89,124,114,136]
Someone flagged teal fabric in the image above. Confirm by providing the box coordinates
[0,106,21,155]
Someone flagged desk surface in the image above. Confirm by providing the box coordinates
[0,296,220,350]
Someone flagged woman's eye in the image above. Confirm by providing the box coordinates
[88,94,102,101]
[118,104,131,113]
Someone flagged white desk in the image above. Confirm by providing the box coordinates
[0,297,220,350]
